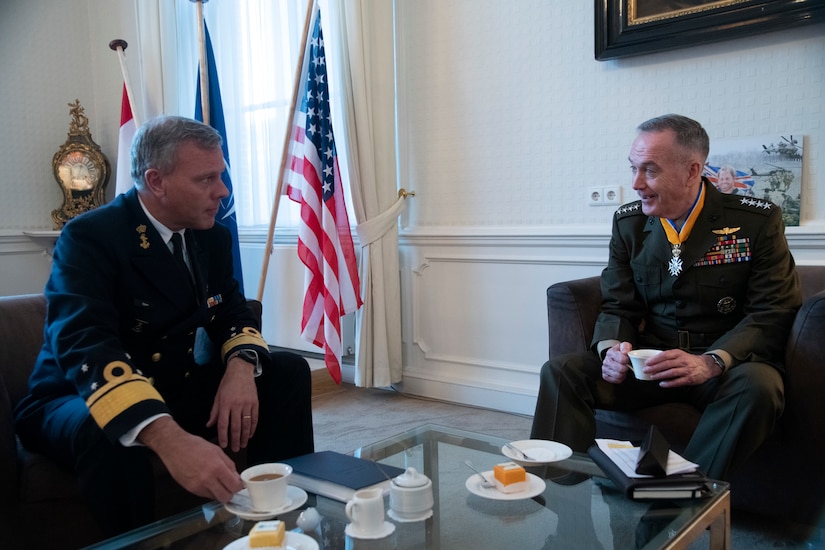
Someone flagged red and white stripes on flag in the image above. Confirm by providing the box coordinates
[115,84,137,195]
[286,5,362,384]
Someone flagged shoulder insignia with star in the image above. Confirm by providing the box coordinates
[615,200,644,219]
[723,194,776,216]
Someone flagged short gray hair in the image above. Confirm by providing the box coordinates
[637,114,709,162]
[131,115,222,188]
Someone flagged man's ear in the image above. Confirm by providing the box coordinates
[686,159,704,182]
[143,169,165,197]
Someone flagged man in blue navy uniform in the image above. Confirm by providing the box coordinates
[531,114,801,480]
[15,115,314,535]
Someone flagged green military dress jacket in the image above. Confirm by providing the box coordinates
[592,181,801,371]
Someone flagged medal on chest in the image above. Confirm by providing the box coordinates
[668,244,683,276]
[660,184,706,278]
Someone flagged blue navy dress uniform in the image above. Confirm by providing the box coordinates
[530,181,801,480]
[14,188,314,534]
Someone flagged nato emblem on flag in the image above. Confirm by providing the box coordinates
[195,23,245,295]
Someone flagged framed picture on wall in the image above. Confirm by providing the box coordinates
[704,134,804,227]
[595,0,825,60]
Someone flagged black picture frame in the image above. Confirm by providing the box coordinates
[595,0,825,61]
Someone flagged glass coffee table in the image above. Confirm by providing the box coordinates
[84,424,729,549]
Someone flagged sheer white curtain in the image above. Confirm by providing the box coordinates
[167,0,311,228]
[325,0,405,387]
[137,0,404,386]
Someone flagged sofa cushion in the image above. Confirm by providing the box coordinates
[0,294,46,408]
[0,373,17,511]
[16,441,82,504]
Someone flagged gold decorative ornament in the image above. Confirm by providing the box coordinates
[51,99,110,228]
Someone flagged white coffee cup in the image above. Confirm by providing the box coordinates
[345,487,385,536]
[628,349,662,381]
[241,463,292,511]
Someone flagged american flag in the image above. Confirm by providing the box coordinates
[286,5,362,384]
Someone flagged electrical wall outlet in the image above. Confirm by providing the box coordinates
[603,186,621,205]
[588,186,621,206]
[588,187,603,206]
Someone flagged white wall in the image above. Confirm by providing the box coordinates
[391,0,825,413]
[1,0,823,412]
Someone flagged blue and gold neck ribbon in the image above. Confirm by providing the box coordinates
[659,183,706,276]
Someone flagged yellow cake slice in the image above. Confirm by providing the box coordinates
[493,461,529,493]
[248,520,286,549]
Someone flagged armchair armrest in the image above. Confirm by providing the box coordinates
[546,276,602,359]
[783,289,825,450]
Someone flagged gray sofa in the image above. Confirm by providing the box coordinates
[544,265,825,534]
[0,294,255,549]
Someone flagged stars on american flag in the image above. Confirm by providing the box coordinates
[304,34,337,204]
[285,6,362,383]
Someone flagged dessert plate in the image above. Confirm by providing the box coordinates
[224,486,308,520]
[223,531,319,550]
[465,471,546,500]
[501,439,573,466]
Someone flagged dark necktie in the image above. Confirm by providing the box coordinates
[170,232,190,276]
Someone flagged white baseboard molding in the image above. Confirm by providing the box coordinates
[393,371,537,417]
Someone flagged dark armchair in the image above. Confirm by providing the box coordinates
[0,294,258,549]
[544,265,825,531]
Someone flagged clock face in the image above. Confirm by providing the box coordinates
[57,151,100,192]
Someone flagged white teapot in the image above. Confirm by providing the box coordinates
[389,467,434,521]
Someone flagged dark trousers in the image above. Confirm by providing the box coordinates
[529,351,783,480]
[16,351,314,537]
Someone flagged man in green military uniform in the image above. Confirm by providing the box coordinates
[530,114,801,480]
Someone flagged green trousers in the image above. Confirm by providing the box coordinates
[529,351,783,480]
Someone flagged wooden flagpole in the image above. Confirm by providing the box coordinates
[193,0,210,126]
[256,0,317,302]
[108,39,141,127]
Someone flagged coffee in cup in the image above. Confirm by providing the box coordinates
[241,463,292,511]
[628,349,662,381]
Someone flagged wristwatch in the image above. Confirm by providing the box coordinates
[708,353,727,375]
[229,349,262,376]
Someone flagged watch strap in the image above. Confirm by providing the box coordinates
[229,349,262,376]
[708,353,727,374]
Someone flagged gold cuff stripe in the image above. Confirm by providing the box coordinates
[221,330,267,360]
[86,361,165,428]
[88,378,165,427]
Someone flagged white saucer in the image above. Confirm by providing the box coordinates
[222,531,319,550]
[501,439,573,466]
[387,508,433,523]
[224,486,308,520]
[465,471,546,500]
[345,520,396,539]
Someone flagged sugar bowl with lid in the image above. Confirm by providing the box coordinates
[388,467,433,522]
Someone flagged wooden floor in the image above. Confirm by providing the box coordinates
[309,359,345,397]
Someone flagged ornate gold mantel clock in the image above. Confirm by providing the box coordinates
[51,99,110,228]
